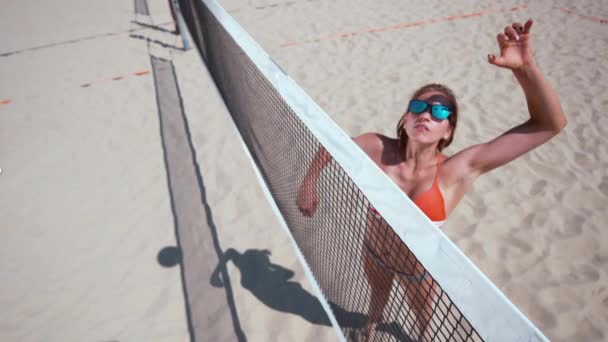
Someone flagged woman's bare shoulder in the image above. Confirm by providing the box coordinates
[352,132,380,147]
[353,132,396,158]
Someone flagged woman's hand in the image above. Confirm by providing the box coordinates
[296,178,319,217]
[488,19,535,71]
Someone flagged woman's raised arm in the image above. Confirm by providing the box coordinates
[450,19,567,180]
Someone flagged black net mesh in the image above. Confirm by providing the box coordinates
[178,1,484,340]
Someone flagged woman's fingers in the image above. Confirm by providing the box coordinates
[524,18,533,33]
[512,19,533,35]
[512,22,524,34]
[488,53,505,67]
[504,25,520,41]
[305,201,317,216]
[496,19,533,46]
[490,33,507,66]
[489,33,509,66]
[490,19,534,68]
[298,197,318,216]
[497,32,509,45]
[502,19,533,41]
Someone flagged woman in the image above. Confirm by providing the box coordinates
[297,19,566,341]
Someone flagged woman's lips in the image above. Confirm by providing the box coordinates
[414,124,429,131]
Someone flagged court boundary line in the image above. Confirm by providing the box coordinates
[557,5,608,24]
[280,5,528,47]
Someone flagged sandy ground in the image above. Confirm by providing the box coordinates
[1,0,607,341]
[0,0,195,341]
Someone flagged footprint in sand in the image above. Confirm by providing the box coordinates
[563,264,600,285]
[598,175,608,197]
[529,179,547,196]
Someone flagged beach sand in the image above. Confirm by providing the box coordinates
[1,0,607,341]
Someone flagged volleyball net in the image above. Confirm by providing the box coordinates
[175,0,548,340]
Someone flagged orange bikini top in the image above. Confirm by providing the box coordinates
[369,155,447,227]
[412,155,446,226]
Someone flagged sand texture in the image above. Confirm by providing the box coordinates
[1,0,607,341]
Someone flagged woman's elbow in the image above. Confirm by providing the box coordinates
[555,115,568,133]
[546,112,568,134]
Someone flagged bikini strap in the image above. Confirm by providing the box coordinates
[433,154,442,184]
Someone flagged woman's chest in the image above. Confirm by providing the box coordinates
[379,163,436,200]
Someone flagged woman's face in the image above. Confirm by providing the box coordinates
[402,91,454,147]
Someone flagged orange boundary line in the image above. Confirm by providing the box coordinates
[133,70,150,76]
[0,99,11,105]
[280,5,528,48]
[558,5,608,24]
[80,69,150,88]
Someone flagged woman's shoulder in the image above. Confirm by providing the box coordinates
[352,132,397,152]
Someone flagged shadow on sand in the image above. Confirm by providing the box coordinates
[210,248,412,341]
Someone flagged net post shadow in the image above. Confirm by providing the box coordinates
[152,55,246,341]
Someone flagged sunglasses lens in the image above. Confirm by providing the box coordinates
[431,106,452,120]
[409,100,428,113]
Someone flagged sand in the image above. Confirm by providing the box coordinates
[1,0,607,341]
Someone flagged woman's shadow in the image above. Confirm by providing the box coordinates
[210,248,367,327]
[210,248,412,341]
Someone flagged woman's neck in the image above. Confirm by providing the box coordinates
[403,142,438,168]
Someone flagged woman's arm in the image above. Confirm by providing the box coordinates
[296,133,382,216]
[302,146,332,185]
[296,146,331,216]
[449,19,567,180]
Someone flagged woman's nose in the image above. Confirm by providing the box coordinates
[416,110,432,120]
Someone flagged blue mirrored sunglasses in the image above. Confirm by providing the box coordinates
[408,99,452,121]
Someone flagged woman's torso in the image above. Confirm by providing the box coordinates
[361,135,451,275]
[358,133,477,275]
[369,135,448,223]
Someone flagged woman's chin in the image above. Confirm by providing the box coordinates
[408,136,439,147]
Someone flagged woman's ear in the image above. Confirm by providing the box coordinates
[445,126,454,139]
